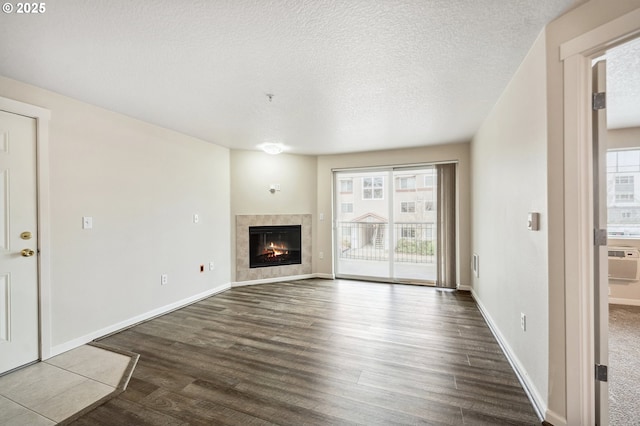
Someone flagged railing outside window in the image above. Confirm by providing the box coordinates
[337,221,435,264]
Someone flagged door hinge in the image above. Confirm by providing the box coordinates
[593,92,606,110]
[594,228,608,247]
[595,364,608,382]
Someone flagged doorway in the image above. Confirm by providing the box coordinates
[560,11,640,424]
[598,36,640,425]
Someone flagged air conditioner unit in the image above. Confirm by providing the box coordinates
[608,247,640,281]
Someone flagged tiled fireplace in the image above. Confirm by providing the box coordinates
[236,214,312,282]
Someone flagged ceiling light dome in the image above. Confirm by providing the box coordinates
[261,143,284,155]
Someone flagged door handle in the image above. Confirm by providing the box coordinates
[20,248,35,257]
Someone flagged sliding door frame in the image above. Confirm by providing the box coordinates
[332,161,458,285]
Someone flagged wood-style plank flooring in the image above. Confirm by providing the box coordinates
[69,279,541,425]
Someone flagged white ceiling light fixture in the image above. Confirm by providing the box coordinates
[260,142,285,155]
[258,93,285,155]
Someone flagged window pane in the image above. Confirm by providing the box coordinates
[607,149,640,237]
[340,180,352,192]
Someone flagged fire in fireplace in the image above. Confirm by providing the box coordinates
[249,225,302,268]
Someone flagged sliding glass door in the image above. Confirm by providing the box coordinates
[334,165,444,284]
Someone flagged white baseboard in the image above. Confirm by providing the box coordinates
[47,282,231,358]
[457,284,472,291]
[232,273,320,287]
[470,289,546,423]
[314,273,335,280]
[544,408,567,426]
[609,297,640,306]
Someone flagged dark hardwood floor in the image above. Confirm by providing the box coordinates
[69,278,541,425]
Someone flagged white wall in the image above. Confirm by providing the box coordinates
[0,76,231,355]
[316,143,471,286]
[230,150,317,281]
[471,30,549,412]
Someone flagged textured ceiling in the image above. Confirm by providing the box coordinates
[0,0,583,155]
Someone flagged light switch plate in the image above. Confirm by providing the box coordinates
[527,212,540,231]
[82,216,93,229]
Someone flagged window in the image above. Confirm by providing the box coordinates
[401,226,416,238]
[424,175,434,188]
[397,176,416,190]
[615,175,635,202]
[341,203,353,213]
[401,202,415,213]
[425,201,434,211]
[607,149,640,237]
[340,179,353,193]
[363,176,384,200]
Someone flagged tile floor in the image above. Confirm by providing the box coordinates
[0,344,137,425]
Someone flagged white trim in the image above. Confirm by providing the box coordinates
[609,297,640,306]
[0,97,52,361]
[232,273,318,288]
[560,12,640,425]
[49,282,231,357]
[544,409,567,426]
[314,273,335,280]
[562,53,595,426]
[560,8,640,59]
[471,289,546,422]
[457,284,472,291]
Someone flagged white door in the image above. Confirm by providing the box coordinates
[0,110,39,374]
[592,59,609,426]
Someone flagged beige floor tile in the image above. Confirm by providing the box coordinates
[0,396,54,426]
[30,378,114,423]
[46,345,131,387]
[0,363,85,407]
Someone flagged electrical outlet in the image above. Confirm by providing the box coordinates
[193,213,199,224]
[520,313,526,331]
[319,251,324,259]
[209,261,215,271]
[161,274,168,285]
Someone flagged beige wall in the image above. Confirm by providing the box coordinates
[0,76,231,353]
[545,1,640,423]
[471,30,549,412]
[230,150,317,282]
[317,143,471,285]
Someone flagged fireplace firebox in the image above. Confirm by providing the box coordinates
[249,225,302,268]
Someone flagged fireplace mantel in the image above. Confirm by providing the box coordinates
[236,214,312,283]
